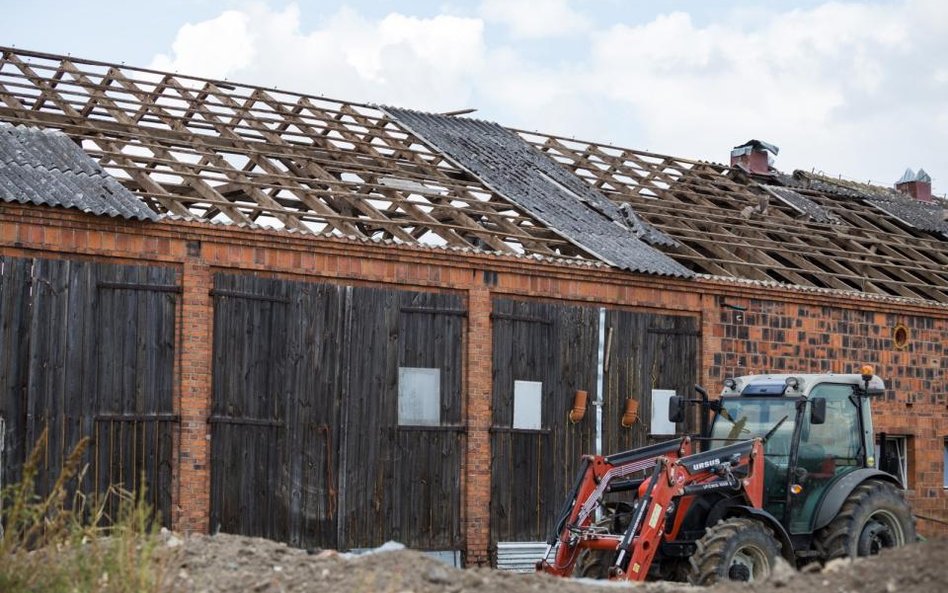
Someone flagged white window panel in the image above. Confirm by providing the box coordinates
[398,367,441,426]
[943,439,947,488]
[650,389,677,436]
[513,380,543,430]
[876,435,909,488]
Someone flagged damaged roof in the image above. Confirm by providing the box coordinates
[1,47,947,301]
[520,132,948,302]
[0,123,157,221]
[383,108,691,277]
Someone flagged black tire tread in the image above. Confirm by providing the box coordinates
[814,479,915,561]
[688,517,779,586]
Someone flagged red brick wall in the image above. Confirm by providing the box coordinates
[464,287,492,566]
[2,204,946,556]
[702,292,948,536]
[174,256,213,532]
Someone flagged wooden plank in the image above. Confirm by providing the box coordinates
[0,257,34,486]
[490,298,597,542]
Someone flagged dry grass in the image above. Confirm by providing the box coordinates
[0,428,168,593]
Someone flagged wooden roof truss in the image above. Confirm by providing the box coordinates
[0,48,579,258]
[521,131,948,303]
[2,47,947,302]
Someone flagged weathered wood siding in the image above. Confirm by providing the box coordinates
[601,311,699,453]
[0,256,178,525]
[210,275,463,550]
[490,300,698,544]
[490,299,599,543]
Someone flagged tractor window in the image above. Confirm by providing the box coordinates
[803,384,861,468]
[788,383,862,532]
[710,397,797,522]
[710,398,797,456]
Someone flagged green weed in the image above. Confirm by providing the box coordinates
[0,428,168,593]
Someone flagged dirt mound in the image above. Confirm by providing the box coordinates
[162,534,948,593]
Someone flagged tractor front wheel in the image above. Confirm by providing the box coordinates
[815,480,915,561]
[574,549,613,580]
[688,517,780,585]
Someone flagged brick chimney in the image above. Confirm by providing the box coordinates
[895,168,933,203]
[730,139,779,175]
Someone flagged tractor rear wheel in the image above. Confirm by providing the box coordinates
[815,480,915,561]
[688,517,780,585]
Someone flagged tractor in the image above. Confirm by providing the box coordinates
[536,366,915,585]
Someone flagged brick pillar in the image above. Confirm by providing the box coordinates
[464,286,492,566]
[173,255,212,533]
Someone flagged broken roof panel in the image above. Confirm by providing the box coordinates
[864,195,948,235]
[520,130,948,303]
[0,123,157,220]
[761,185,837,224]
[2,47,948,302]
[0,47,629,264]
[384,107,692,277]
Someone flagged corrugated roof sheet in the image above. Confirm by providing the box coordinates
[383,108,692,278]
[864,196,948,236]
[0,124,157,221]
[762,185,837,224]
[785,171,947,234]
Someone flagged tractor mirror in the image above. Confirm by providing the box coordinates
[668,395,685,423]
[810,397,827,425]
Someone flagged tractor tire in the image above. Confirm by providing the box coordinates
[574,548,613,580]
[688,517,781,585]
[815,479,915,561]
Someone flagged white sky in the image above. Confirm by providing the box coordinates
[3,0,946,195]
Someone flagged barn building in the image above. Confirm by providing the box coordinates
[0,47,946,566]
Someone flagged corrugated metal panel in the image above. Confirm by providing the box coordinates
[865,197,948,235]
[383,108,692,278]
[762,185,838,224]
[0,123,157,221]
[495,541,555,572]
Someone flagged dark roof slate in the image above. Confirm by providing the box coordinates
[383,108,692,278]
[864,196,948,236]
[0,124,157,221]
[762,185,837,224]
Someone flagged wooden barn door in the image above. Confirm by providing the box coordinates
[490,299,598,547]
[339,288,464,552]
[210,275,346,547]
[210,276,290,541]
[92,264,179,526]
[210,277,463,552]
[601,311,699,454]
[0,257,178,525]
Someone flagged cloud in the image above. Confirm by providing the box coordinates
[148,1,948,192]
[478,0,591,39]
[584,2,948,187]
[149,3,485,111]
[151,10,256,78]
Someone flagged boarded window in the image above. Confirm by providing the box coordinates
[650,389,677,436]
[398,367,441,426]
[513,380,543,430]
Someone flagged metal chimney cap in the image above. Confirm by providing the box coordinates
[897,168,916,184]
[896,168,931,184]
[732,139,779,156]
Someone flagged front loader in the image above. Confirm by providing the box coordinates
[537,366,915,585]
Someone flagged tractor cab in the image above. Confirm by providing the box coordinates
[704,369,885,535]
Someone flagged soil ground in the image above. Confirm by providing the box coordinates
[161,533,948,593]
